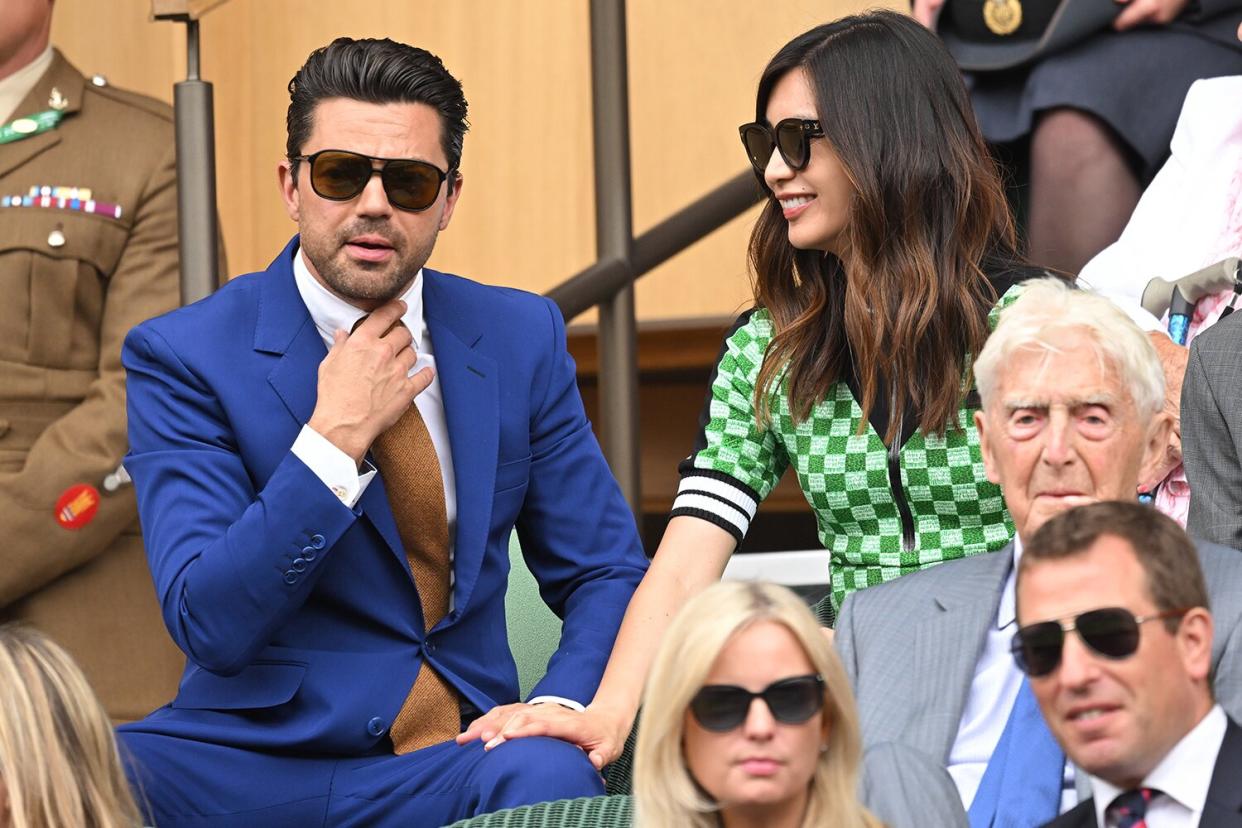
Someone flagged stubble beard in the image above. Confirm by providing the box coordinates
[301,221,438,305]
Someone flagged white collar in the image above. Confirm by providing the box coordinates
[0,45,53,124]
[997,534,1024,630]
[291,245,426,350]
[1091,704,1227,826]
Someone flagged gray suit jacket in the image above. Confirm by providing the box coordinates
[1184,311,1242,550]
[836,539,1242,821]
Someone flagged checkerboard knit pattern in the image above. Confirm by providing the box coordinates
[671,286,1021,611]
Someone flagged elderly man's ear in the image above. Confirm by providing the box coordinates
[1138,411,1175,494]
[1144,331,1187,485]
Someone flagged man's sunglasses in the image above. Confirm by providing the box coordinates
[1010,606,1190,678]
[738,118,824,174]
[292,149,452,212]
[689,674,824,732]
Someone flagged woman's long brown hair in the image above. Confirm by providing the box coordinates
[750,10,1020,443]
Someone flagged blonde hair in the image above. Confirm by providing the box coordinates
[973,278,1165,418]
[634,582,879,828]
[0,625,142,828]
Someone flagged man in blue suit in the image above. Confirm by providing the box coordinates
[117,37,648,827]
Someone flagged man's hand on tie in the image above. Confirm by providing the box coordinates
[307,299,433,465]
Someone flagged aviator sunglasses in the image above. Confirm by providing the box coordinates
[689,674,825,732]
[292,149,452,212]
[738,118,824,173]
[1010,606,1190,678]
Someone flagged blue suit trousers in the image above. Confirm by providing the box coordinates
[121,732,604,827]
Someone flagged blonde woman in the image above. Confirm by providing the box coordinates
[0,625,142,828]
[634,582,880,828]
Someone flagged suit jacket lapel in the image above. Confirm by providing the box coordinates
[423,270,499,616]
[256,237,406,565]
[1202,719,1242,827]
[910,546,1014,761]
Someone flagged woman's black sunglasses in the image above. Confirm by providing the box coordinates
[689,674,825,732]
[738,118,824,174]
[292,149,452,212]
[1010,606,1190,678]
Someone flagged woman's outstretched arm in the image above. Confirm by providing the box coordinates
[456,516,735,768]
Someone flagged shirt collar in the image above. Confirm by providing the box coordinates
[1090,705,1227,827]
[0,45,53,124]
[997,534,1024,630]
[291,245,426,350]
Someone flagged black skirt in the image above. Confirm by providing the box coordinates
[967,29,1242,180]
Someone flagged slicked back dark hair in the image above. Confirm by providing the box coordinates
[1021,501,1210,632]
[286,37,469,182]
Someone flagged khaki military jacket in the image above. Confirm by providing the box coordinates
[0,50,184,721]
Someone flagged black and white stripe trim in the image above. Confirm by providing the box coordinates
[670,471,760,542]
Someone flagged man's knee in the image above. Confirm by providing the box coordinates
[473,737,603,810]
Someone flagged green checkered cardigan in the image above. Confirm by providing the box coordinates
[671,285,1022,613]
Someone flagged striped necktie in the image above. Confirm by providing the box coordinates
[1107,788,1159,828]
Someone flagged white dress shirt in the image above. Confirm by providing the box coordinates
[290,248,457,536]
[1092,705,1227,828]
[288,249,579,710]
[0,46,53,123]
[948,536,1078,813]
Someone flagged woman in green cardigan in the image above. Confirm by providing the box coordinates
[461,9,1039,768]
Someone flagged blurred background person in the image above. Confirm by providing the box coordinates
[919,0,1242,275]
[1075,74,1242,530]
[1183,308,1242,549]
[0,624,142,828]
[633,581,880,828]
[0,0,185,721]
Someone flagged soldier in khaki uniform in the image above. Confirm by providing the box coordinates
[0,2,185,721]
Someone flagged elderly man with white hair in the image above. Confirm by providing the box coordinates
[836,278,1242,827]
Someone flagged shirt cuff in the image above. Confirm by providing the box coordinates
[528,695,586,712]
[291,425,376,508]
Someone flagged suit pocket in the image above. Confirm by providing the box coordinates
[495,455,532,493]
[171,661,307,711]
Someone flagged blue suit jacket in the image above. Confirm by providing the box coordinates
[118,238,647,755]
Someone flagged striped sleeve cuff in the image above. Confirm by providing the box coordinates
[669,470,760,542]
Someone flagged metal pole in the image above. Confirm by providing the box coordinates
[174,19,221,304]
[589,0,640,518]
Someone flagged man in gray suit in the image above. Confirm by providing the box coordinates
[836,278,1242,826]
[1183,310,1242,550]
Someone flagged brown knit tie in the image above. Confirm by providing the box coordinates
[366,327,460,754]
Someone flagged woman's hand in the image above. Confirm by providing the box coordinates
[456,702,533,748]
[1113,0,1190,30]
[458,703,631,770]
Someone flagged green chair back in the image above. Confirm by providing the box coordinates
[506,532,562,698]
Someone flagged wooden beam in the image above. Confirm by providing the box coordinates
[568,315,739,377]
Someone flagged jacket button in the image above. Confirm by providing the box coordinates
[291,557,307,572]
[367,717,387,737]
[309,533,326,549]
[301,545,317,561]
[282,571,297,585]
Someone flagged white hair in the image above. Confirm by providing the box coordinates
[973,278,1165,418]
